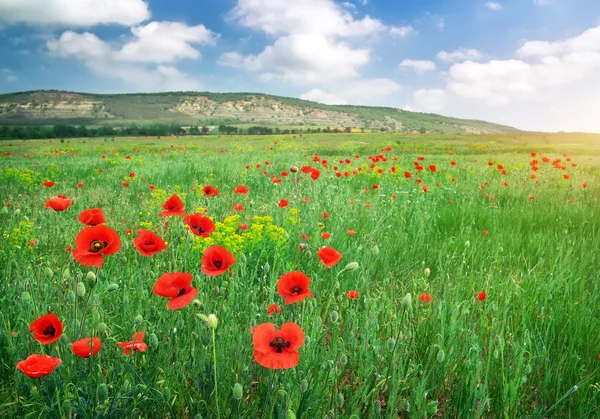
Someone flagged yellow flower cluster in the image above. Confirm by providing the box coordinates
[286,208,301,225]
[0,168,41,188]
[3,220,34,248]
[191,215,288,255]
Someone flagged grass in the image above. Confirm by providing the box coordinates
[0,132,599,418]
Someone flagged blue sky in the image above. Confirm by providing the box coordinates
[1,0,600,132]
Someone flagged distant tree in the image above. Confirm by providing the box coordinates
[201,126,210,135]
[344,127,352,133]
[188,125,200,135]
[419,126,426,134]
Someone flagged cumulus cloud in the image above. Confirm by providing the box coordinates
[221,0,403,85]
[300,78,401,105]
[437,48,483,62]
[47,22,218,90]
[300,89,348,105]
[486,2,502,10]
[0,0,150,27]
[413,89,447,111]
[399,59,436,73]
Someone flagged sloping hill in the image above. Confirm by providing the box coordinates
[0,90,521,134]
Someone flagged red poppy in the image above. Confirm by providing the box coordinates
[183,213,215,237]
[72,225,121,268]
[419,293,432,303]
[345,290,360,299]
[267,304,282,317]
[277,271,315,304]
[482,230,488,235]
[322,212,330,218]
[129,172,135,178]
[153,272,198,310]
[45,195,72,211]
[234,185,249,195]
[278,199,289,208]
[43,181,55,187]
[347,230,356,235]
[16,354,62,378]
[78,208,106,226]
[117,332,147,355]
[76,182,84,188]
[321,232,331,239]
[149,185,155,191]
[239,223,248,230]
[477,291,487,301]
[30,314,63,345]
[201,245,236,276]
[133,229,167,256]
[317,247,342,268]
[158,194,185,217]
[429,164,437,173]
[122,182,129,187]
[202,185,219,196]
[310,168,321,180]
[233,203,245,211]
[404,171,412,179]
[252,322,305,369]
[71,337,102,358]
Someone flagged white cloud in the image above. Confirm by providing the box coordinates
[46,22,217,90]
[399,59,436,73]
[0,0,150,27]
[516,26,600,58]
[414,89,447,111]
[486,2,503,10]
[437,48,483,62]
[390,25,416,37]
[300,78,401,105]
[223,0,402,85]
[533,0,553,5]
[1,68,18,82]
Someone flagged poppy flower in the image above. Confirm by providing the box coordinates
[429,164,437,173]
[234,185,249,195]
[133,229,167,256]
[267,304,282,317]
[72,225,121,268]
[122,182,129,187]
[347,230,356,235]
[278,199,289,208]
[76,182,84,188]
[201,245,236,276]
[158,194,185,217]
[117,332,147,355]
[233,203,245,211]
[30,314,63,345]
[321,232,331,239]
[482,230,488,235]
[16,354,62,378]
[310,168,321,180]
[239,223,248,230]
[252,322,305,369]
[71,337,102,358]
[202,185,219,197]
[183,213,215,237]
[345,290,360,299]
[317,247,342,268]
[149,185,155,191]
[78,208,106,226]
[45,195,72,211]
[419,293,432,303]
[277,271,315,304]
[153,272,198,310]
[404,171,412,179]
[477,291,487,301]
[43,181,55,187]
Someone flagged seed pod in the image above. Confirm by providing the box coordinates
[107,283,119,292]
[300,379,308,393]
[77,282,86,297]
[233,383,243,400]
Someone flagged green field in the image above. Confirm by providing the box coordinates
[1,132,599,418]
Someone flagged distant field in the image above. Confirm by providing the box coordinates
[1,132,599,418]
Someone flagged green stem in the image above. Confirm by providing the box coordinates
[212,328,220,419]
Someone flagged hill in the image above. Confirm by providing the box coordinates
[0,90,521,134]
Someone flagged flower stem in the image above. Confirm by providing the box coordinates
[212,328,220,419]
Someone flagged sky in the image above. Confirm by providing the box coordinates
[1,0,600,132]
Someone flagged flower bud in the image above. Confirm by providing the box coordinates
[290,166,298,173]
[386,337,396,351]
[465,240,470,247]
[149,333,159,348]
[86,271,97,289]
[401,293,412,309]
[336,393,344,408]
[424,268,431,277]
[345,262,359,271]
[233,383,243,400]
[330,310,339,323]
[300,379,308,393]
[1,206,8,215]
[437,349,445,363]
[162,387,171,401]
[339,353,348,365]
[192,299,201,307]
[77,281,86,297]
[196,313,208,322]
[21,291,31,302]
[371,245,379,255]
[67,290,76,301]
[44,267,54,279]
[62,268,71,280]
[207,314,218,329]
[134,315,143,325]
[97,322,108,334]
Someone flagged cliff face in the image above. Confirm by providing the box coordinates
[0,90,521,134]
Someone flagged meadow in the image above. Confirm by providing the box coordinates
[0,132,599,418]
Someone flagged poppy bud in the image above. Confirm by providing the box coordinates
[437,349,445,363]
[196,314,208,322]
[62,268,71,280]
[134,315,143,325]
[401,293,412,310]
[386,337,395,351]
[304,250,312,259]
[97,384,108,402]
[334,280,340,289]
[374,400,382,414]
[107,283,119,292]
[207,314,218,329]
[67,290,76,301]
[192,299,202,307]
[239,253,247,263]
[86,271,96,289]
[305,336,311,345]
[60,334,69,344]
[77,281,86,297]
[21,291,31,302]
[465,240,470,247]
[233,383,243,400]
[98,322,108,334]
[344,262,359,271]
[524,364,532,375]
[330,310,339,323]
[493,349,499,359]
[336,393,344,408]
[290,166,298,173]
[263,262,270,273]
[14,208,20,216]
[30,385,40,401]
[339,353,348,365]
[424,268,431,277]
[45,267,54,279]
[371,245,379,255]
[149,333,159,348]
[300,379,309,393]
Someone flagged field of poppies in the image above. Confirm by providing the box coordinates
[1,132,599,418]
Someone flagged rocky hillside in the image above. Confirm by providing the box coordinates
[0,90,521,134]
